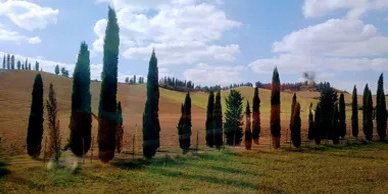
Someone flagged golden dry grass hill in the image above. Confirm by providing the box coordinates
[0,70,386,156]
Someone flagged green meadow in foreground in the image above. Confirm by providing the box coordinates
[1,142,388,193]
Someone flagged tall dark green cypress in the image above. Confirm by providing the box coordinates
[27,73,44,158]
[55,65,60,75]
[11,55,14,70]
[314,103,322,144]
[339,93,346,139]
[319,83,337,141]
[178,93,192,154]
[224,89,244,146]
[308,103,315,140]
[17,61,21,70]
[116,102,124,153]
[6,54,10,69]
[35,61,39,71]
[352,85,359,139]
[143,50,161,158]
[98,7,119,163]
[290,93,297,135]
[205,91,214,147]
[332,103,340,144]
[213,91,223,149]
[2,54,5,69]
[70,42,92,157]
[252,87,261,144]
[363,84,373,141]
[376,74,387,141]
[291,102,301,148]
[245,101,252,150]
[270,67,281,149]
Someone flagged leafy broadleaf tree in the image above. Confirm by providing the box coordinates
[70,42,92,157]
[270,67,281,149]
[308,103,315,141]
[363,84,373,141]
[244,101,252,150]
[98,7,120,163]
[351,85,359,139]
[291,102,301,148]
[27,73,44,158]
[205,91,214,147]
[143,50,161,158]
[116,102,124,153]
[178,93,192,154]
[339,93,346,139]
[252,87,261,144]
[376,74,387,141]
[46,83,61,163]
[213,91,223,149]
[224,89,244,146]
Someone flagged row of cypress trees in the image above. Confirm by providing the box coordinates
[2,54,39,71]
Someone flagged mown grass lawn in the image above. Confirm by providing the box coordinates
[1,142,388,193]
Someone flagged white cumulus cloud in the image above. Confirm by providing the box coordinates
[0,24,41,44]
[0,0,59,31]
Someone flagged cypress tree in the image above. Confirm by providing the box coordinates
[339,93,346,139]
[17,61,21,70]
[205,91,214,147]
[376,74,387,141]
[178,92,192,154]
[142,50,161,158]
[332,103,340,144]
[224,89,244,146]
[319,83,337,141]
[27,73,44,158]
[290,93,297,135]
[11,55,15,70]
[270,67,281,149]
[308,103,315,140]
[46,83,61,162]
[252,87,261,144]
[2,54,5,69]
[213,91,223,149]
[35,61,39,71]
[352,85,359,139]
[116,102,124,153]
[6,54,10,69]
[363,84,373,141]
[291,102,301,148]
[314,103,322,144]
[55,65,60,75]
[98,7,120,163]
[28,63,31,70]
[70,42,92,157]
[244,101,252,150]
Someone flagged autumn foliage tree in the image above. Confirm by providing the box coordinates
[252,87,261,144]
[98,7,119,163]
[270,67,281,149]
[46,83,61,163]
[27,73,44,158]
[244,101,252,150]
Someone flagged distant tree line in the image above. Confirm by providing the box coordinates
[1,54,40,71]
[125,75,145,84]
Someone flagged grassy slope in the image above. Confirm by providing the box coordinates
[1,142,388,193]
[0,70,387,156]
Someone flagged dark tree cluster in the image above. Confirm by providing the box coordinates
[125,75,144,84]
[159,76,195,92]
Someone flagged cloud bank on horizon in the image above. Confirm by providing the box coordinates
[0,0,387,93]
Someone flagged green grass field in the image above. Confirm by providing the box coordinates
[1,142,388,193]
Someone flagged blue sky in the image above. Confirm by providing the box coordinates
[0,0,387,93]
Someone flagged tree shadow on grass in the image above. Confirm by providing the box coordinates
[111,155,186,170]
[0,160,10,179]
[187,162,259,176]
[151,167,260,190]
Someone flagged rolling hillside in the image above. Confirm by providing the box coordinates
[0,70,384,156]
